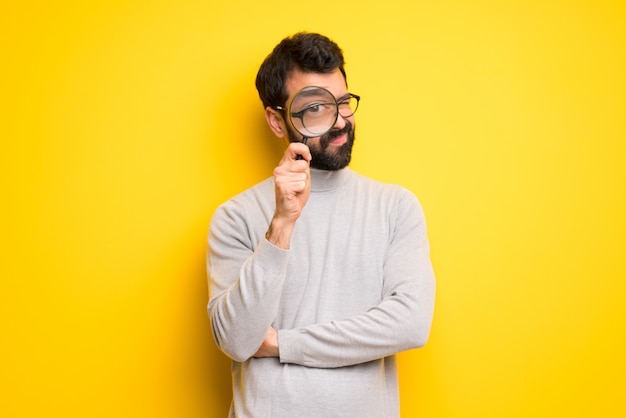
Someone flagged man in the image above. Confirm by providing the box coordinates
[207,32,435,417]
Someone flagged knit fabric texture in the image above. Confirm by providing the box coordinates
[208,167,436,418]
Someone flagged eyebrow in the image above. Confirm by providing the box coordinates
[295,89,330,99]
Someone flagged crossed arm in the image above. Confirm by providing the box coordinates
[207,143,435,367]
[208,205,435,368]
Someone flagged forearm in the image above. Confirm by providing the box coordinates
[209,238,289,361]
[277,275,435,368]
[265,216,296,250]
[253,326,279,358]
[277,190,436,368]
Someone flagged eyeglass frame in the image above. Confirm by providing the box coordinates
[272,92,361,130]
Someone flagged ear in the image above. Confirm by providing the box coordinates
[265,106,287,139]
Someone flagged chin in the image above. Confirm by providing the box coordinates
[310,145,353,170]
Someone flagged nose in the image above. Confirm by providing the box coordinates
[332,111,348,130]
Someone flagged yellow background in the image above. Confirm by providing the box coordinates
[2,1,625,417]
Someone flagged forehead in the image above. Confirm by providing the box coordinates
[285,68,347,102]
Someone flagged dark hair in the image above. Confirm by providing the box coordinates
[255,32,347,109]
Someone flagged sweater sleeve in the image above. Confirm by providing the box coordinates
[277,191,436,368]
[207,202,290,362]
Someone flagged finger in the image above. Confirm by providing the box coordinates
[274,168,308,189]
[285,142,311,162]
[274,160,309,181]
[296,179,309,192]
[288,171,308,185]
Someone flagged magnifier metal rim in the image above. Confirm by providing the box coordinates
[287,86,338,137]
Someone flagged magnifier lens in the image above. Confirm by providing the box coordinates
[288,87,338,137]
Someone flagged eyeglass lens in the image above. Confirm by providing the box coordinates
[338,96,358,118]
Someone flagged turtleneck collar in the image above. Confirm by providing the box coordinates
[309,167,354,193]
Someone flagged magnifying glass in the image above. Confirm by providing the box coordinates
[283,86,339,160]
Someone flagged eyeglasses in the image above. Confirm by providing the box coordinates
[274,88,360,137]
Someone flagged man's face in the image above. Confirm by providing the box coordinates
[283,68,356,171]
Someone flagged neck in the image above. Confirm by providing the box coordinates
[309,167,353,192]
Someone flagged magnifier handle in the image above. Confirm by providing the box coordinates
[295,137,308,161]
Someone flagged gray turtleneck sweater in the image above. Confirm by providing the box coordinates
[207,167,435,418]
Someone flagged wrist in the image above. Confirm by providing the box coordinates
[265,217,295,249]
[253,327,280,358]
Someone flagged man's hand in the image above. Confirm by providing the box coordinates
[266,142,311,249]
[253,326,279,358]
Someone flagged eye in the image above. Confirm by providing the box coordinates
[305,103,322,113]
[303,102,333,117]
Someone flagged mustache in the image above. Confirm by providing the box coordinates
[320,121,353,147]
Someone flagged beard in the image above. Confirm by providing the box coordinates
[287,121,355,171]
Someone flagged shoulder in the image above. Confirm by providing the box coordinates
[352,171,421,204]
[218,176,273,207]
[211,177,275,224]
[349,172,426,228]
[209,177,276,248]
